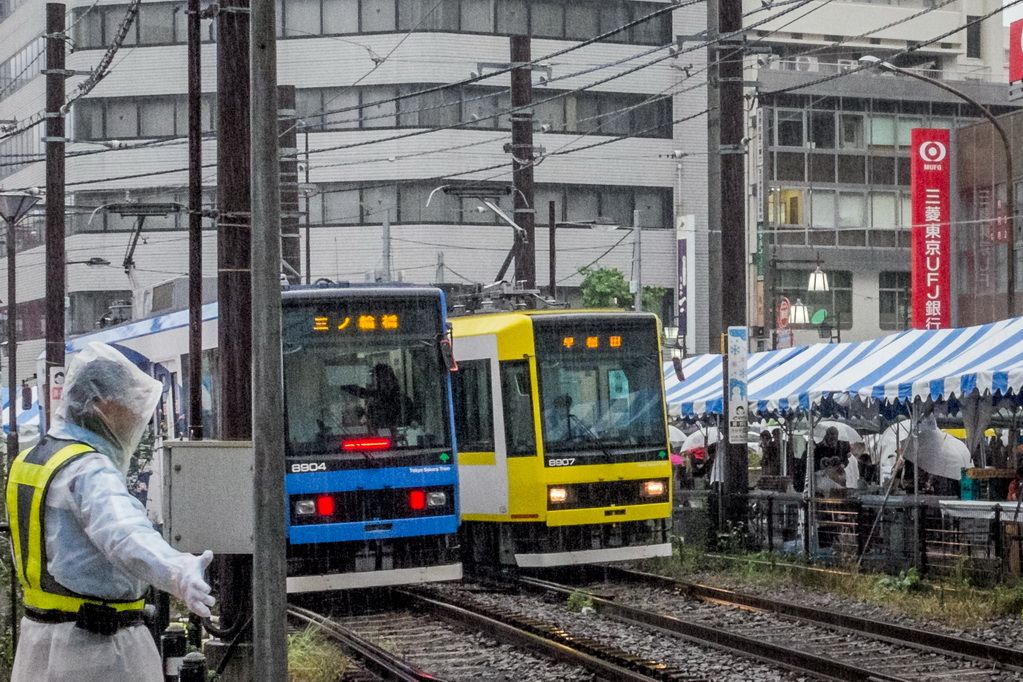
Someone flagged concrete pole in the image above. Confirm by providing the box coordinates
[383,209,392,282]
[43,3,66,428]
[187,0,203,439]
[633,209,642,311]
[250,0,287,678]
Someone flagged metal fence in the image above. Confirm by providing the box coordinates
[676,490,1023,584]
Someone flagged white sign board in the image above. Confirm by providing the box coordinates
[726,326,748,445]
[48,366,66,411]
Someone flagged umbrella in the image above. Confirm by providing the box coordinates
[681,426,720,453]
[812,420,863,444]
[903,428,971,480]
[680,426,761,453]
[668,425,686,447]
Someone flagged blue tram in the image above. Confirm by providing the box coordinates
[62,283,461,591]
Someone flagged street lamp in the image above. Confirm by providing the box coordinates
[859,55,1016,318]
[789,298,810,325]
[0,191,41,462]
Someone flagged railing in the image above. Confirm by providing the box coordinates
[677,489,1023,584]
[766,227,910,249]
[766,58,991,85]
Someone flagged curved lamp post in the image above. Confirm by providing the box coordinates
[859,55,1015,319]
[0,192,40,461]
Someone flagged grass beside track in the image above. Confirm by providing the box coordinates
[288,626,351,682]
[636,546,1023,628]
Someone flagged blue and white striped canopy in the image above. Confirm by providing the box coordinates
[829,317,1023,404]
[0,385,41,438]
[663,345,806,417]
[749,334,897,415]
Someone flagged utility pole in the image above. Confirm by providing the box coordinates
[251,0,287,677]
[44,3,66,428]
[706,0,722,352]
[187,0,203,439]
[382,210,392,282]
[718,0,749,523]
[435,251,444,284]
[548,200,556,298]
[509,35,535,288]
[215,0,253,657]
[278,85,301,283]
[632,209,643,311]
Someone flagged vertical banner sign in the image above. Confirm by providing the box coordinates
[1011,19,1023,84]
[677,235,687,339]
[910,128,951,329]
[726,326,748,445]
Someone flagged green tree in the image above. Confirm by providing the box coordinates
[579,267,630,308]
[578,267,669,315]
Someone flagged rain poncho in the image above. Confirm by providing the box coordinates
[10,343,215,682]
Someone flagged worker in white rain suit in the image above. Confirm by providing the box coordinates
[6,342,216,681]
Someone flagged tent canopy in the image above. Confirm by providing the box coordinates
[664,317,1023,420]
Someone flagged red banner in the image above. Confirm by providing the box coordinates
[1012,19,1023,84]
[910,128,951,330]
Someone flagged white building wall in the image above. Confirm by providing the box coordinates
[0,0,710,382]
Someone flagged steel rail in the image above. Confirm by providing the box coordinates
[517,576,908,682]
[287,605,442,682]
[396,589,661,682]
[602,565,1023,671]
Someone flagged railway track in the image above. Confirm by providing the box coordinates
[290,596,611,681]
[603,565,1023,670]
[516,566,1023,682]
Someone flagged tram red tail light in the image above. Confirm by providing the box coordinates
[341,436,392,452]
[316,494,335,516]
[408,489,427,511]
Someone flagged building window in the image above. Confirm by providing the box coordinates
[777,269,852,329]
[68,290,133,335]
[966,15,981,59]
[879,271,910,330]
[73,0,669,48]
[776,110,804,147]
[770,188,806,226]
[839,114,864,149]
[809,111,835,149]
[73,95,216,140]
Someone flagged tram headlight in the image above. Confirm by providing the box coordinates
[426,491,447,508]
[548,487,569,504]
[640,480,666,498]
[295,499,316,516]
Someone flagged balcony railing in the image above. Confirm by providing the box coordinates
[765,227,910,249]
[766,58,991,85]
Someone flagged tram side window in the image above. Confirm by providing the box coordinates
[500,361,535,456]
[452,359,494,451]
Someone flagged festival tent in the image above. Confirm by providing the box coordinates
[663,345,806,417]
[833,317,1023,406]
[0,385,41,444]
[747,335,896,416]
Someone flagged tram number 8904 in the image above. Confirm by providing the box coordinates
[291,462,328,473]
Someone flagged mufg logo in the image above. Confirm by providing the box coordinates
[919,140,947,170]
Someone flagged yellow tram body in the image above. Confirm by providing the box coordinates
[451,309,672,567]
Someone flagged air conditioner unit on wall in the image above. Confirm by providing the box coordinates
[794,55,820,72]
[837,59,857,71]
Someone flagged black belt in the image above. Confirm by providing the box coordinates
[26,605,145,634]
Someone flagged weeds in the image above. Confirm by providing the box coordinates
[567,589,594,613]
[642,543,1023,628]
[288,626,349,682]
[876,568,925,594]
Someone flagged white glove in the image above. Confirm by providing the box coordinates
[176,550,216,618]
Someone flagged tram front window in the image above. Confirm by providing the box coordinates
[282,298,450,458]
[535,319,666,455]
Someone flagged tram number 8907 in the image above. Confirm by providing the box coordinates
[547,458,577,467]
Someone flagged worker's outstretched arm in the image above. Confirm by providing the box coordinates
[69,456,216,618]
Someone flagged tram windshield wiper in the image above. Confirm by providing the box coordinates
[568,414,614,459]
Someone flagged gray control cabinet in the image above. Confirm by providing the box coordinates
[161,440,254,554]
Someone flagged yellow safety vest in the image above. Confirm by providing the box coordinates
[6,437,145,614]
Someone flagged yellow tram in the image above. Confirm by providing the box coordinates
[451,310,672,567]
